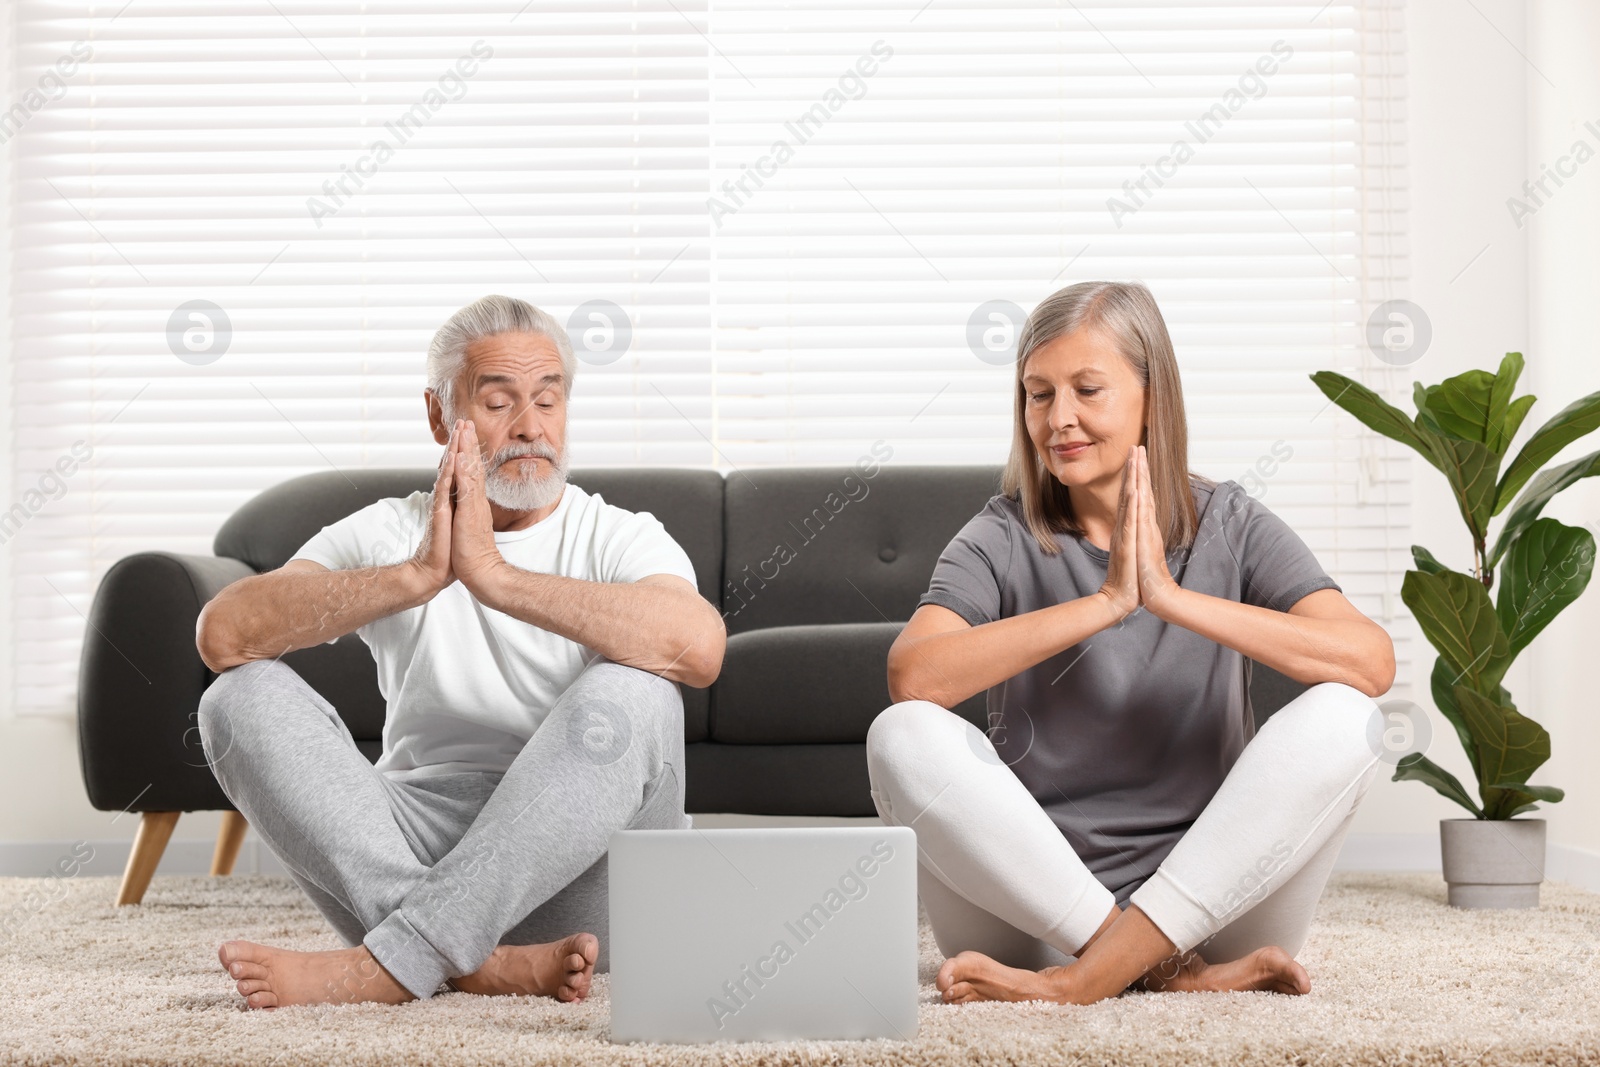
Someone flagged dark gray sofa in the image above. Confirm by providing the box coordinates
[77,464,1308,904]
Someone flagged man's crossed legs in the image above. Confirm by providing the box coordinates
[196,656,688,1009]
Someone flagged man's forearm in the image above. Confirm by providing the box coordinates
[472,564,724,687]
[197,561,435,672]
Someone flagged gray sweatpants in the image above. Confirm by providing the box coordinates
[196,655,688,1000]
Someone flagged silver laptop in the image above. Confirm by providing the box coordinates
[607,826,919,1043]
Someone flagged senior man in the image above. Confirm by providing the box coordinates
[194,295,725,1010]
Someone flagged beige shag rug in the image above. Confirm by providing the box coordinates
[1,871,1598,1066]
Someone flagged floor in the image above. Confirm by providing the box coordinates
[1,871,1597,1066]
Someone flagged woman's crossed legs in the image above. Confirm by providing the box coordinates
[865,681,1382,1004]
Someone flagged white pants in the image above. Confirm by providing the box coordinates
[865,682,1382,967]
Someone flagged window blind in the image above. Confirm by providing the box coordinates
[4,0,1411,715]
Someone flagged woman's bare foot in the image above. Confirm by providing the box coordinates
[218,941,415,1010]
[1138,945,1309,996]
[445,933,599,1002]
[935,944,1309,1005]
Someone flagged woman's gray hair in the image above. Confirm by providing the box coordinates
[426,295,577,413]
[1001,280,1207,554]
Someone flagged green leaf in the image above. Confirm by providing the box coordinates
[1496,518,1596,660]
[1489,781,1565,803]
[1392,753,1483,817]
[1421,431,1501,546]
[1502,394,1539,455]
[1452,685,1551,800]
[1429,657,1482,773]
[1415,366,1505,447]
[1411,545,1449,575]
[1310,371,1443,472]
[1495,387,1600,516]
[1412,355,1526,454]
[1483,782,1564,820]
[1403,569,1513,695]
[1414,381,1449,439]
[1488,449,1600,568]
[1484,352,1525,454]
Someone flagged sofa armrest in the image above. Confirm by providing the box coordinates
[77,552,257,814]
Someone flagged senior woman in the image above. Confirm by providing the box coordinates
[866,280,1394,1005]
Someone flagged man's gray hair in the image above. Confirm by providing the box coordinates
[426,295,577,413]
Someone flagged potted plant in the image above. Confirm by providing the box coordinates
[1312,353,1600,908]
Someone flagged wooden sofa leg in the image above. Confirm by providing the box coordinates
[211,810,249,876]
[116,811,181,906]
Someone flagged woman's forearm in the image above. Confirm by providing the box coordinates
[1155,587,1393,696]
[887,593,1123,709]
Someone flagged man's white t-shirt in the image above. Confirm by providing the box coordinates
[290,483,698,783]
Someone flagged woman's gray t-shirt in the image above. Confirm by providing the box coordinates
[919,476,1341,907]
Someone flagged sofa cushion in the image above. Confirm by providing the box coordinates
[712,622,897,744]
[711,621,986,744]
[721,465,1002,634]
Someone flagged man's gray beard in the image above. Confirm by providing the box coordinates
[482,440,570,512]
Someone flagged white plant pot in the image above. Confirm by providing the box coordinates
[1439,818,1545,908]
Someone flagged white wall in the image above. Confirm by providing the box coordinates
[1344,0,1530,841]
[4,0,1598,884]
[1345,0,1600,880]
[1527,0,1600,863]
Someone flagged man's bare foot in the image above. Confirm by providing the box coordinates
[218,941,415,1010]
[935,944,1309,1005]
[445,933,599,1002]
[936,954,1077,1004]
